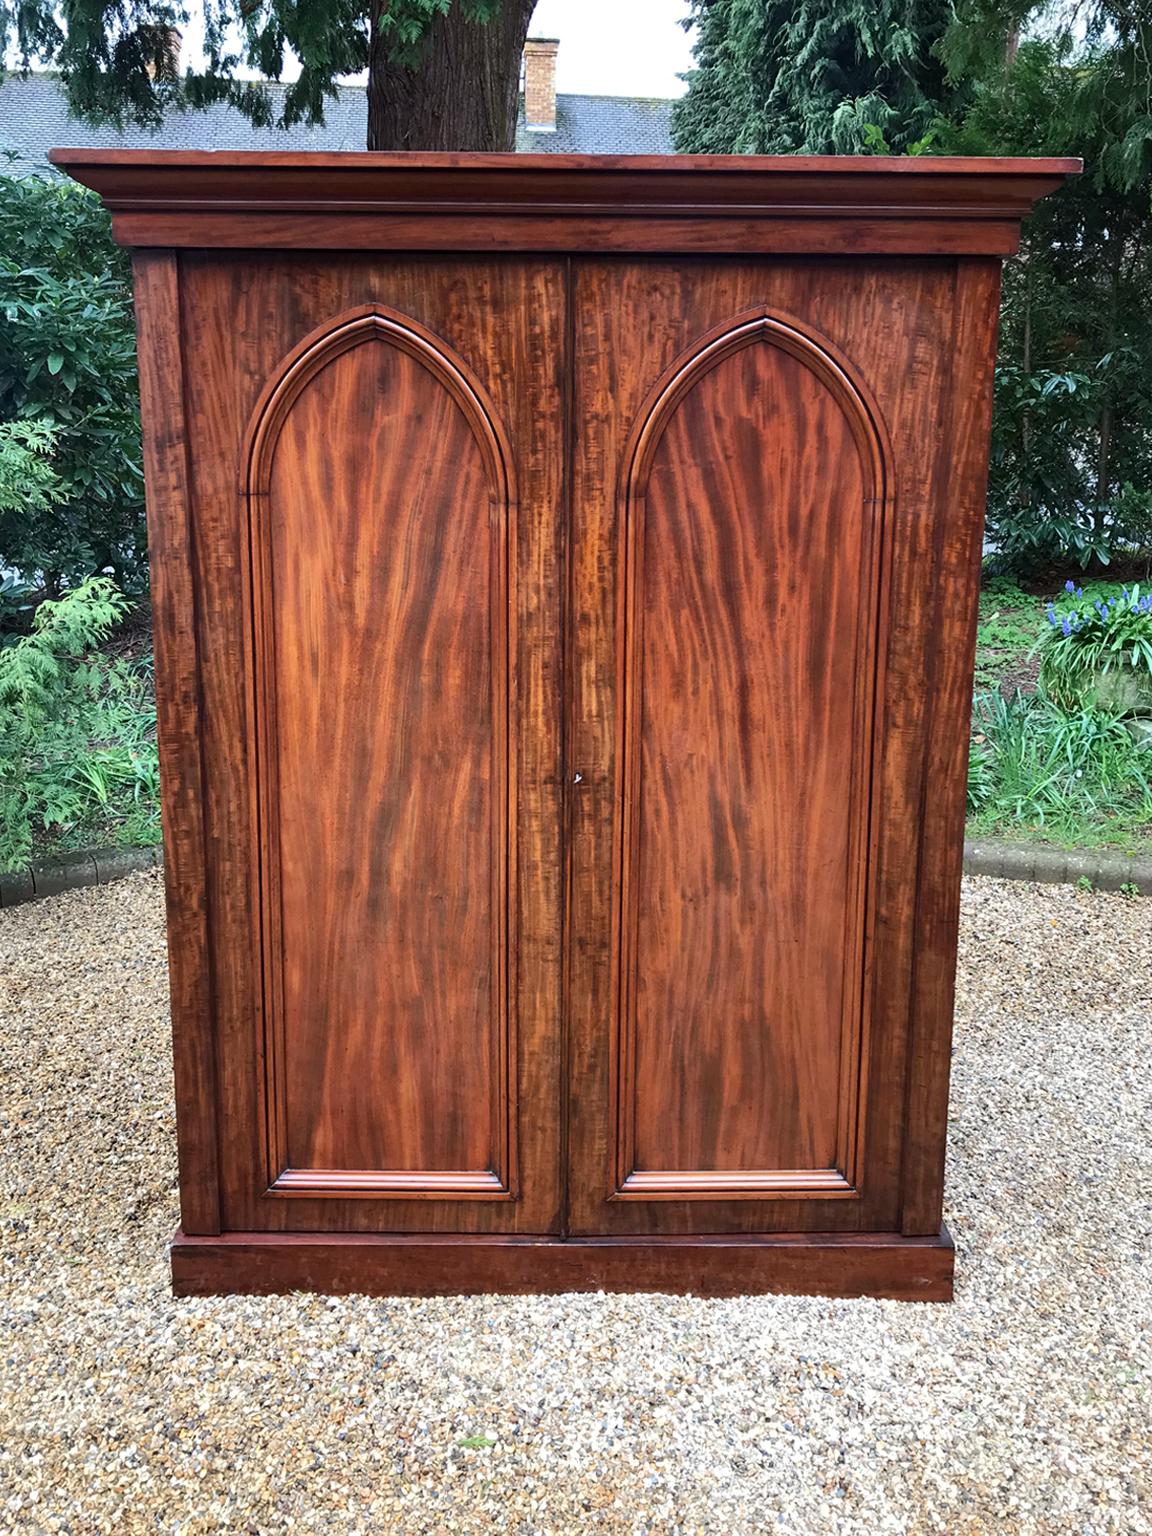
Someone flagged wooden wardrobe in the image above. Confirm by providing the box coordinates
[54,150,1075,1301]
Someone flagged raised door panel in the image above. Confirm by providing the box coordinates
[249,307,514,1200]
[566,259,966,1237]
[616,314,884,1202]
[177,258,565,1234]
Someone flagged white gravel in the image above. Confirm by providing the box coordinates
[1,869,1149,1535]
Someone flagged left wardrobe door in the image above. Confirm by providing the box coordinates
[164,256,567,1236]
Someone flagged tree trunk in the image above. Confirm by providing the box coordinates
[366,0,538,151]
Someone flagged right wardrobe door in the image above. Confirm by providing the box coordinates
[565,257,983,1239]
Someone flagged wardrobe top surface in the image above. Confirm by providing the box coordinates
[49,149,1079,176]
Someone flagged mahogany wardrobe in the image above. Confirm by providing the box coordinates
[53,150,1075,1300]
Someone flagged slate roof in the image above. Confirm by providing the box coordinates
[515,93,674,154]
[0,72,674,175]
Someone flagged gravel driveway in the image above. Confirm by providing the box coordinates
[1,870,1149,1534]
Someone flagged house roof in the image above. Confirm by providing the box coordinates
[0,72,674,176]
[515,93,674,154]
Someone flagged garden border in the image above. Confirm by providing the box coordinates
[961,838,1152,893]
[0,845,161,908]
[1,837,1150,912]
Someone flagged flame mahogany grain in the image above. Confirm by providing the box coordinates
[57,152,1077,1298]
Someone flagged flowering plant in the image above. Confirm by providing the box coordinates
[1036,580,1152,710]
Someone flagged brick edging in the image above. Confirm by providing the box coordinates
[0,845,162,908]
[963,838,1152,894]
[1,837,1149,911]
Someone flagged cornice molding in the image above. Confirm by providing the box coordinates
[49,149,1080,256]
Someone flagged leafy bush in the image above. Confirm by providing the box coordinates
[0,174,145,595]
[968,689,1152,849]
[951,38,1152,574]
[1036,579,1152,710]
[0,577,159,870]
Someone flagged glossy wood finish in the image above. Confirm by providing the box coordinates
[132,252,219,1235]
[564,258,987,1242]
[58,152,1076,1297]
[171,1225,955,1301]
[246,304,516,1200]
[613,310,886,1202]
[179,255,566,1237]
[900,261,1004,1234]
[50,150,1078,256]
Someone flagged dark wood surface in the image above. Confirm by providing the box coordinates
[899,261,1004,1234]
[616,311,880,1197]
[171,1225,955,1301]
[49,150,1078,256]
[53,151,1076,1297]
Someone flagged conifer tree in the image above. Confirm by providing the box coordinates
[672,0,964,154]
[0,0,537,151]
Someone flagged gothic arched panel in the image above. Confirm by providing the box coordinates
[242,305,517,1200]
[612,308,891,1201]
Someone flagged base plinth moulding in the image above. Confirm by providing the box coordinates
[171,1227,954,1302]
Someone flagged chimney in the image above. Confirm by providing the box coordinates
[523,37,558,132]
[145,25,182,81]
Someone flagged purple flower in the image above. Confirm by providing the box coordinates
[1061,617,1073,636]
[1065,579,1076,593]
[1047,604,1058,625]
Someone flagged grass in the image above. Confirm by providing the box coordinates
[968,574,1152,853]
[968,689,1152,852]
[26,649,162,860]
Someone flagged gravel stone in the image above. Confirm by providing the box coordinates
[0,870,1149,1534]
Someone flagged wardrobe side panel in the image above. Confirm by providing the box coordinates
[900,258,1002,1232]
[133,251,220,1235]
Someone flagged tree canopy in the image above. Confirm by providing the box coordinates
[672,0,966,154]
[0,0,536,150]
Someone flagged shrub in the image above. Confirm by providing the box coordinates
[1036,579,1152,710]
[0,577,160,870]
[0,174,145,596]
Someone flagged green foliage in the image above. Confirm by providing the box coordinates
[672,0,966,154]
[0,577,159,870]
[1,0,506,136]
[1035,580,1152,708]
[0,417,61,516]
[943,30,1152,572]
[0,174,145,592]
[967,689,1152,849]
[0,571,35,631]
